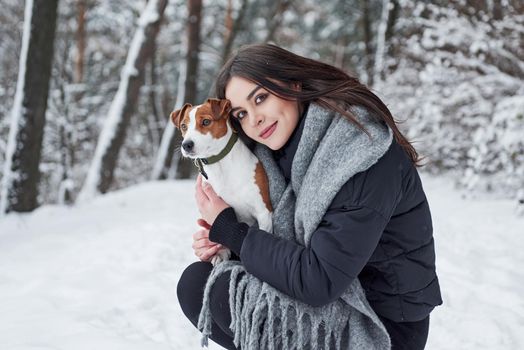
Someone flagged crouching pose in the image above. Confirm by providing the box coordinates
[177,43,442,350]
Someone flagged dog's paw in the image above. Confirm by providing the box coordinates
[211,248,231,266]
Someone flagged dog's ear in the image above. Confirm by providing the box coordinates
[207,98,231,120]
[170,103,192,129]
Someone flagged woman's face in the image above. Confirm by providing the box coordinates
[225,76,300,150]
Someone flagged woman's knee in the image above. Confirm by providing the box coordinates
[176,261,213,321]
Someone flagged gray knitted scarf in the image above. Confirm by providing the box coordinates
[198,104,393,349]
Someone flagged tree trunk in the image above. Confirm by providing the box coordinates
[174,0,203,179]
[385,0,399,43]
[221,0,249,65]
[361,0,374,86]
[184,0,202,106]
[147,40,164,148]
[224,0,233,43]
[264,0,292,43]
[334,34,349,69]
[150,58,186,181]
[74,0,86,84]
[78,0,168,200]
[373,0,391,84]
[0,0,59,214]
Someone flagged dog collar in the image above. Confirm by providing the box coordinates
[193,132,238,180]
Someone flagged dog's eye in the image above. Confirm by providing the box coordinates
[181,124,187,131]
[202,119,211,126]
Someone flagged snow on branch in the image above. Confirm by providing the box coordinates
[0,0,34,216]
[78,0,166,202]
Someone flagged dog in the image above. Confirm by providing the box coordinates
[171,98,273,265]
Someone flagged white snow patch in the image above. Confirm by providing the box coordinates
[0,175,523,349]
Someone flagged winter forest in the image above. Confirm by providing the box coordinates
[0,0,523,213]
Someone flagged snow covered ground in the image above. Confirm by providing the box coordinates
[0,175,523,350]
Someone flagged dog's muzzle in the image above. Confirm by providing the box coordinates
[182,140,194,153]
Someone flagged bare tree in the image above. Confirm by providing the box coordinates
[0,0,59,214]
[155,0,203,180]
[385,0,399,43]
[373,0,391,84]
[221,0,249,64]
[264,0,293,43]
[184,0,203,106]
[74,0,86,84]
[146,39,164,149]
[360,0,374,86]
[175,0,202,178]
[150,56,186,181]
[78,0,168,200]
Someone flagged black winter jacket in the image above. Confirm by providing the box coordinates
[210,114,443,322]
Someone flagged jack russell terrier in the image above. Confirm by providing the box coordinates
[171,98,273,265]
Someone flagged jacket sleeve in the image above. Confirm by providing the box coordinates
[209,194,392,307]
[238,205,388,307]
[209,144,404,307]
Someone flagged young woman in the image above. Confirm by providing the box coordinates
[177,44,442,350]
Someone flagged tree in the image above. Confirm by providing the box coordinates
[360,0,374,86]
[173,0,203,179]
[150,56,186,181]
[153,0,203,180]
[74,0,87,85]
[264,0,292,43]
[221,0,249,64]
[78,0,168,200]
[0,0,60,215]
[381,1,524,201]
[373,0,391,84]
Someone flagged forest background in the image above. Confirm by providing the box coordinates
[0,0,523,214]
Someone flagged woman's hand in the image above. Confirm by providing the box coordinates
[195,175,230,226]
[192,218,223,262]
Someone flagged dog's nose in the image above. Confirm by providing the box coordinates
[182,140,194,152]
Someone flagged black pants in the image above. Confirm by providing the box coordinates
[177,261,430,350]
[177,261,238,349]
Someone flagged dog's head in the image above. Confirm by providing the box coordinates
[170,98,232,159]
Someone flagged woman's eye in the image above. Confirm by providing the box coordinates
[202,119,211,126]
[236,111,247,120]
[255,93,267,104]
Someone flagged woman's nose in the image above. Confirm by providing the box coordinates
[249,112,264,128]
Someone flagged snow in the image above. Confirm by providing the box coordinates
[381,2,524,199]
[0,0,34,216]
[0,175,523,349]
[138,0,161,27]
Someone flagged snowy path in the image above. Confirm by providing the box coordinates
[423,177,524,349]
[0,176,523,349]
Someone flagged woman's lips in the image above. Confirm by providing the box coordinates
[260,122,277,139]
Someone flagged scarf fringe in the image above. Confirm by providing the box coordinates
[198,261,390,350]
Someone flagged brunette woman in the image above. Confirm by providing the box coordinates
[177,43,442,350]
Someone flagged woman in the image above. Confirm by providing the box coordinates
[177,44,442,350]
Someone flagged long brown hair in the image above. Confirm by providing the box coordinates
[214,43,420,165]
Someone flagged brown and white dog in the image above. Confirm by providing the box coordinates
[171,98,273,265]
